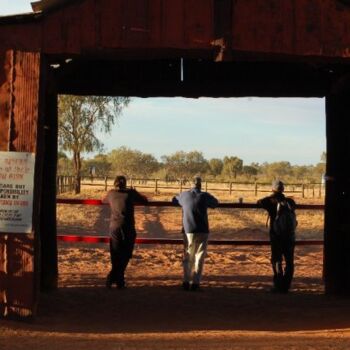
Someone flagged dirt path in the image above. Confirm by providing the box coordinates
[2,245,350,349]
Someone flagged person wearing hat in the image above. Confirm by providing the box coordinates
[258,180,297,293]
[172,175,219,291]
[102,175,148,289]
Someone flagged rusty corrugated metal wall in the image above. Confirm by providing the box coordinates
[0,50,41,318]
[1,0,350,317]
[1,0,350,60]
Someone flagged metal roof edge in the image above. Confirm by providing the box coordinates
[0,12,41,25]
[31,0,83,13]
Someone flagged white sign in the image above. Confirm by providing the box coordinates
[0,152,36,233]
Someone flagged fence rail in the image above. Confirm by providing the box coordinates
[56,198,324,246]
[56,176,325,198]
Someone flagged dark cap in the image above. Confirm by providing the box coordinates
[114,175,127,189]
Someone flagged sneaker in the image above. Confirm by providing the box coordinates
[191,283,200,291]
[182,281,190,291]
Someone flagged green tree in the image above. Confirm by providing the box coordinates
[222,156,243,179]
[57,151,73,175]
[262,161,292,180]
[58,95,130,193]
[107,146,159,178]
[161,151,208,180]
[242,165,258,179]
[208,158,223,177]
[82,154,112,177]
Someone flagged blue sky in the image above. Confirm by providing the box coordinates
[1,2,326,165]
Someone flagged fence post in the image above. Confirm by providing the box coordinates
[60,176,64,194]
[312,185,315,198]
[229,182,232,195]
[155,179,158,194]
[205,181,208,192]
[104,176,108,191]
[254,182,258,197]
[319,183,322,198]
[302,184,305,198]
[180,180,183,193]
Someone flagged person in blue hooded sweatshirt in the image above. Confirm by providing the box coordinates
[172,176,219,291]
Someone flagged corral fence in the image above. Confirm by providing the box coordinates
[56,199,324,246]
[56,175,75,194]
[56,176,325,198]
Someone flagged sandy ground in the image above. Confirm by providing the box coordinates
[3,190,350,350]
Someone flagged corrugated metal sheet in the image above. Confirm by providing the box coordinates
[0,50,41,318]
[0,50,12,151]
[0,0,349,60]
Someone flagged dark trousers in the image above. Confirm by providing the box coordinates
[270,237,295,292]
[109,228,136,287]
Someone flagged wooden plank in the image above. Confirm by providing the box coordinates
[39,76,58,291]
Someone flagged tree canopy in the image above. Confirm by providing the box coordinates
[58,95,130,192]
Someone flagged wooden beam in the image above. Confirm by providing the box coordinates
[324,75,350,294]
[39,59,58,291]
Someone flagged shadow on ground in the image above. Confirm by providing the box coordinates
[4,274,350,335]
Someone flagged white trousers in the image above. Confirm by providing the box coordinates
[183,233,209,284]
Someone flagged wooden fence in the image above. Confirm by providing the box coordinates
[56,176,325,198]
[56,175,75,194]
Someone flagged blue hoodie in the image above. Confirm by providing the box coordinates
[172,188,219,234]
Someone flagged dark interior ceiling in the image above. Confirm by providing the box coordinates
[52,57,342,98]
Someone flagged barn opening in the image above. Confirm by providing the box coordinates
[54,89,326,292]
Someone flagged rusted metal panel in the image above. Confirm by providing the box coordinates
[121,0,152,47]
[11,52,41,152]
[323,1,350,57]
[184,0,213,47]
[62,3,82,54]
[161,0,185,47]
[79,0,97,50]
[42,10,65,54]
[0,23,41,52]
[232,0,294,54]
[0,50,41,318]
[100,0,123,48]
[231,0,350,58]
[1,0,350,60]
[0,50,12,150]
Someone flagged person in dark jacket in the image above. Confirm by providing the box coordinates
[102,175,148,289]
[172,176,219,291]
[258,180,297,293]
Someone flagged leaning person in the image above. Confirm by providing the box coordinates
[102,175,148,289]
[257,180,297,293]
[172,175,219,291]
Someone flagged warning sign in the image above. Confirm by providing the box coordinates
[0,152,35,233]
